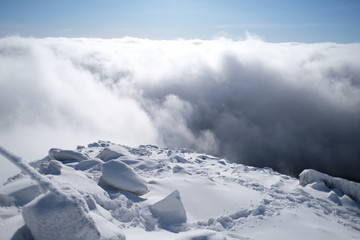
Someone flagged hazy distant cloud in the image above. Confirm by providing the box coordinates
[1,37,360,180]
[213,23,317,30]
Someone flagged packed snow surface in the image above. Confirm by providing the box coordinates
[1,141,360,240]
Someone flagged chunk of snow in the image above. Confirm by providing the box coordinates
[340,195,357,207]
[75,158,103,171]
[173,165,188,174]
[0,193,16,207]
[49,148,88,162]
[135,160,162,170]
[22,192,125,240]
[299,169,360,203]
[22,192,100,240]
[96,146,131,162]
[0,145,124,239]
[88,142,101,148]
[101,159,149,195]
[172,155,190,163]
[52,164,109,198]
[9,224,33,240]
[327,191,342,205]
[309,181,330,192]
[39,160,62,175]
[149,190,187,226]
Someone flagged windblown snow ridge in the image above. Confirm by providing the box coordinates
[299,169,360,203]
[0,141,360,240]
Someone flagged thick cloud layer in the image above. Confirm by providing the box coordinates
[1,37,359,180]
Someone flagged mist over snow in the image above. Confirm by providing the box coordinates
[1,36,360,180]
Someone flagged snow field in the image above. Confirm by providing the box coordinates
[0,141,359,240]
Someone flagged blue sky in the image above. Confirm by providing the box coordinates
[0,0,359,42]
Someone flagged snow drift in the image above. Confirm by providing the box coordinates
[299,169,360,203]
[1,141,360,240]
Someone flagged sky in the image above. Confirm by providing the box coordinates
[1,1,360,183]
[0,0,360,42]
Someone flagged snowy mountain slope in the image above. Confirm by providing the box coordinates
[0,141,360,240]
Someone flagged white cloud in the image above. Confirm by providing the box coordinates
[1,36,360,180]
[0,37,159,161]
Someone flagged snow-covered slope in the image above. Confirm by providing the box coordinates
[0,141,359,240]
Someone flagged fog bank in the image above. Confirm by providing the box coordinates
[1,37,359,180]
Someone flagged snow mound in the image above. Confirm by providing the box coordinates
[149,190,187,227]
[299,169,360,203]
[49,148,88,162]
[96,146,130,162]
[101,159,149,195]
